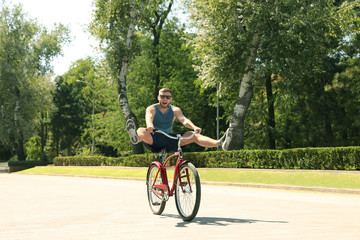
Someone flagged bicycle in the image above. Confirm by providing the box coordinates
[146,129,201,221]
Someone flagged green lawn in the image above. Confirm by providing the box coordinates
[18,166,360,190]
[19,166,148,178]
[199,169,360,190]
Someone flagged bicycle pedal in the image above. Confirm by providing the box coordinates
[154,184,167,190]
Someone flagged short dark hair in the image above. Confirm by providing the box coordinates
[159,88,172,95]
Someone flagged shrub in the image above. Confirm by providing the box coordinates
[53,146,360,170]
[8,160,49,172]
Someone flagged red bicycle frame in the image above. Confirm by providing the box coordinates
[149,129,199,200]
[151,149,191,199]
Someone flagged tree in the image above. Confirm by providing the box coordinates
[50,76,87,156]
[93,60,132,155]
[142,0,173,101]
[186,0,360,149]
[0,1,70,160]
[127,18,221,151]
[64,58,134,156]
[90,0,147,154]
[325,32,360,146]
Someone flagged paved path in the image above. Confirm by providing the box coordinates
[1,174,360,240]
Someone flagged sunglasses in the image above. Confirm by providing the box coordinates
[159,95,172,100]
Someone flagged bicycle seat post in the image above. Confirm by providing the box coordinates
[159,149,166,164]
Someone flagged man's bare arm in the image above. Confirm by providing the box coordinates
[173,107,202,133]
[145,105,155,132]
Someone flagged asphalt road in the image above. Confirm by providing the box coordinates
[1,174,360,240]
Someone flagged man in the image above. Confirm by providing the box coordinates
[126,88,230,152]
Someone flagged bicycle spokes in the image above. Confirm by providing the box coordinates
[147,164,167,215]
[175,163,201,221]
[180,168,193,193]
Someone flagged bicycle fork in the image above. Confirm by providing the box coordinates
[179,168,193,193]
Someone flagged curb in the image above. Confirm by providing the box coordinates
[15,172,360,195]
[201,181,360,195]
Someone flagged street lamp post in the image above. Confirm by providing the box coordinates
[216,83,219,150]
[77,80,95,156]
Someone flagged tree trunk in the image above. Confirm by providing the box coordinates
[14,87,25,160]
[56,138,60,157]
[227,31,262,150]
[117,0,145,154]
[266,74,276,149]
[67,146,72,156]
[40,112,48,160]
[153,23,161,101]
[7,55,25,160]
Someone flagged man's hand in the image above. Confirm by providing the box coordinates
[194,127,202,134]
[146,126,154,134]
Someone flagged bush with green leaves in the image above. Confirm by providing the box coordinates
[53,147,360,170]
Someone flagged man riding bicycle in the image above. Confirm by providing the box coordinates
[126,88,230,152]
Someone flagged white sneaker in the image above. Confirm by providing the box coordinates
[219,128,231,151]
[126,119,139,144]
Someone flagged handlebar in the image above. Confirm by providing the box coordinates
[153,129,199,141]
[152,129,199,156]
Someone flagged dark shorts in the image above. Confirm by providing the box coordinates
[143,132,185,153]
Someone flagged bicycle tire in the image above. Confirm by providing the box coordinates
[174,162,201,221]
[146,163,166,215]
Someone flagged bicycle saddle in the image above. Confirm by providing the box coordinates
[153,149,167,159]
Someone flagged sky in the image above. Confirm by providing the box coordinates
[11,0,188,77]
[12,0,100,77]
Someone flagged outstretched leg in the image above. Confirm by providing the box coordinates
[180,132,219,148]
[180,129,230,150]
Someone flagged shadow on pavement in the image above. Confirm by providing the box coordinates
[161,214,288,227]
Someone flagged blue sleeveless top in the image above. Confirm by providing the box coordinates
[153,104,174,133]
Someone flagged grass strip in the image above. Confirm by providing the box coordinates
[18,166,360,190]
[198,169,360,190]
[19,166,147,178]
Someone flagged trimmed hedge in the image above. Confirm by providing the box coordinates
[184,147,360,170]
[53,146,360,170]
[54,154,157,167]
[8,161,49,167]
[7,160,49,172]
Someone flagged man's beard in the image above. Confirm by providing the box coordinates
[159,102,168,109]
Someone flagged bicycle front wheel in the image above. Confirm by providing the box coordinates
[146,163,166,215]
[174,162,201,221]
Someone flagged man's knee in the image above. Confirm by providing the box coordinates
[137,127,146,136]
[137,128,152,144]
[181,131,198,145]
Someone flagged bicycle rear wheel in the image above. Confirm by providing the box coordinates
[174,162,201,221]
[146,163,166,215]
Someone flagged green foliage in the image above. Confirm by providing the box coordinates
[0,2,70,160]
[7,160,49,172]
[90,59,133,153]
[126,19,222,151]
[50,76,87,155]
[8,160,49,167]
[25,136,43,161]
[54,153,155,167]
[90,0,146,74]
[186,147,360,170]
[3,0,359,158]
[54,146,360,170]
[187,0,360,149]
